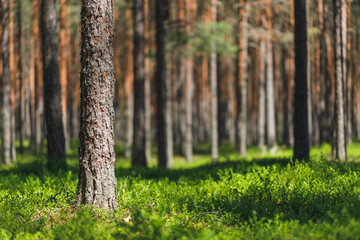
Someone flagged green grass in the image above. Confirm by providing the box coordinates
[1,141,360,239]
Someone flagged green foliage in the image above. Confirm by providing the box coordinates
[189,21,237,57]
[166,21,237,58]
[1,143,360,239]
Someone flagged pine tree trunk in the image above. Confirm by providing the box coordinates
[1,0,12,164]
[332,0,347,161]
[184,0,196,163]
[210,0,218,164]
[156,0,173,168]
[236,0,249,156]
[41,0,66,169]
[76,0,117,211]
[9,0,16,162]
[124,0,134,159]
[29,0,37,152]
[144,0,152,164]
[132,0,148,167]
[265,0,276,148]
[258,39,266,149]
[17,0,24,154]
[60,0,68,149]
[293,0,310,161]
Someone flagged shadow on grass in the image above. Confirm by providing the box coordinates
[114,157,292,182]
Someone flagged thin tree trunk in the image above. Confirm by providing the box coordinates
[1,0,12,164]
[332,0,347,161]
[184,0,196,163]
[293,0,310,161]
[124,0,134,159]
[41,0,66,169]
[132,0,147,167]
[210,0,218,164]
[236,0,249,156]
[60,0,68,149]
[265,0,276,148]
[29,0,37,151]
[144,0,152,164]
[345,0,351,143]
[156,0,173,168]
[76,0,117,211]
[17,0,24,154]
[258,39,266,149]
[9,0,16,161]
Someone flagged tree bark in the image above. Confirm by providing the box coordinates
[144,0,152,164]
[9,0,16,162]
[132,0,148,167]
[60,0,68,149]
[293,0,310,161]
[156,0,173,168]
[76,0,117,211]
[258,39,266,149]
[210,0,218,164]
[332,0,347,161]
[265,0,276,148]
[41,0,66,169]
[1,0,11,164]
[124,0,134,159]
[236,0,249,156]
[17,0,24,154]
[184,0,196,163]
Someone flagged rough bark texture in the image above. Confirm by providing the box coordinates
[293,0,310,161]
[237,0,249,156]
[156,0,173,168]
[41,0,66,169]
[210,0,218,164]
[332,0,347,161]
[1,0,11,164]
[75,0,117,211]
[132,0,148,167]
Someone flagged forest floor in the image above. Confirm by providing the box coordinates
[1,142,360,239]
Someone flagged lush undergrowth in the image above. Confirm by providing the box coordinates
[1,142,360,239]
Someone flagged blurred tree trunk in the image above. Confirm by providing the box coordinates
[265,0,276,148]
[124,0,134,159]
[345,0,351,143]
[236,0,249,156]
[323,0,335,144]
[17,0,24,154]
[1,0,12,164]
[144,0,152,163]
[258,38,266,150]
[332,0,347,162]
[9,0,16,161]
[29,0,37,152]
[76,0,117,211]
[41,0,66,169]
[132,0,148,167]
[293,0,310,161]
[210,0,218,164]
[156,0,173,168]
[60,0,68,149]
[184,0,196,163]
